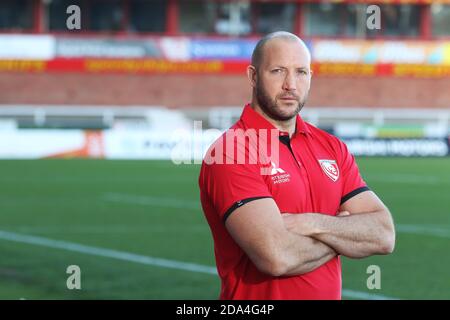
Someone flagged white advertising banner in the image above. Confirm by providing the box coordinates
[0,128,221,160]
[0,35,55,60]
[2,129,446,159]
[344,138,449,157]
[0,130,103,159]
[312,40,450,65]
[103,129,222,161]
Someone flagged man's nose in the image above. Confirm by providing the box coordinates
[282,72,296,91]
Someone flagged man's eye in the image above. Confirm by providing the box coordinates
[298,70,307,75]
[271,69,282,73]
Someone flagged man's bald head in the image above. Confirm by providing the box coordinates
[251,31,311,70]
[247,31,313,122]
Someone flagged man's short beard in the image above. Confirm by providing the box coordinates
[255,80,306,122]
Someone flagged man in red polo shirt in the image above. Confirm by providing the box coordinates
[198,31,395,300]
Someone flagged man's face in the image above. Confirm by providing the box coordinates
[254,39,312,121]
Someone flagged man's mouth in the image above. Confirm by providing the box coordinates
[279,96,298,101]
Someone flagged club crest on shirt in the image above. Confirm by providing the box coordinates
[318,159,339,182]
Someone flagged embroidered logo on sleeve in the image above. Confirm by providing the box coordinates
[318,159,339,182]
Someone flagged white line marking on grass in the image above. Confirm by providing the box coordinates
[0,230,216,275]
[6,225,207,234]
[397,224,450,238]
[365,174,447,185]
[0,230,399,300]
[8,224,450,239]
[341,289,397,300]
[102,192,200,210]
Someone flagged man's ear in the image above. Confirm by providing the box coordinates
[247,65,257,88]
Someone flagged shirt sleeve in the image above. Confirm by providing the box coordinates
[337,139,370,205]
[199,161,272,222]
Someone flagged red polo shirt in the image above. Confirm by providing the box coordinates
[198,104,368,300]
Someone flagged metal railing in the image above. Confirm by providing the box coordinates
[208,106,450,130]
[0,105,166,129]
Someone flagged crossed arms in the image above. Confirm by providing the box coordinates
[225,190,396,277]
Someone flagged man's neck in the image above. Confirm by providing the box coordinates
[252,103,297,138]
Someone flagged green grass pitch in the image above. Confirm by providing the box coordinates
[0,158,449,299]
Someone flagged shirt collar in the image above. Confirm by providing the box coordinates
[240,103,312,137]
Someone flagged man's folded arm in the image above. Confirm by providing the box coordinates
[224,198,336,277]
[282,190,396,259]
